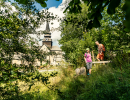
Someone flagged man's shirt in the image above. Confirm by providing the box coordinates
[98,44,105,54]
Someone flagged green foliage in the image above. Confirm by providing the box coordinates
[0,61,36,99]
[1,54,129,100]
[59,4,94,67]
[0,69,58,100]
[0,1,58,99]
[6,0,130,31]
[55,54,130,100]
[99,3,129,53]
[62,0,130,32]
[6,0,59,8]
[1,0,130,99]
[59,1,130,65]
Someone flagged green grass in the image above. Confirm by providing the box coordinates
[60,63,130,100]
[2,57,130,100]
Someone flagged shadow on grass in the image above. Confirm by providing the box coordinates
[56,62,130,100]
[4,90,58,100]
[4,59,130,100]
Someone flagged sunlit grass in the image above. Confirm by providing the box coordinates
[3,58,130,100]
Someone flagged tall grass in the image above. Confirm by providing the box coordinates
[55,53,130,100]
[2,53,130,100]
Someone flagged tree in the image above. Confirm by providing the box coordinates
[63,0,130,32]
[59,1,130,65]
[0,1,57,99]
[59,3,94,67]
[5,0,130,31]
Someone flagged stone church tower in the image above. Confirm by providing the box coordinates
[42,21,52,48]
[11,21,64,66]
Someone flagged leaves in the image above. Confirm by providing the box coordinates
[15,0,29,4]
[8,0,130,30]
[93,17,101,28]
[123,0,130,30]
[62,0,130,31]
[107,0,121,15]
[59,4,95,66]
[13,0,58,8]
[0,1,58,99]
[60,0,129,65]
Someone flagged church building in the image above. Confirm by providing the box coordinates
[39,21,64,65]
[12,21,64,66]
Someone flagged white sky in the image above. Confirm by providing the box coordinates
[2,0,68,47]
[30,0,67,47]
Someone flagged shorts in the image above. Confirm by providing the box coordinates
[97,53,104,60]
[86,62,92,69]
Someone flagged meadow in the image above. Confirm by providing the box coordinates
[2,53,130,100]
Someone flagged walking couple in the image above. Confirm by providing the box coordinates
[84,41,105,76]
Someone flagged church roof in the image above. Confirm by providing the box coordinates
[51,46,61,51]
[40,44,51,51]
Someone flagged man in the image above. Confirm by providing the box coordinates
[95,41,105,61]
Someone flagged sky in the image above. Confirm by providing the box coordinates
[35,0,63,10]
[33,0,65,47]
[10,0,63,10]
[10,0,66,47]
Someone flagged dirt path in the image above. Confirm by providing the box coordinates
[38,69,59,73]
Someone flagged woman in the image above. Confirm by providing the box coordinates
[84,48,92,76]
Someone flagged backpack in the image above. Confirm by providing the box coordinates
[99,44,105,52]
[85,52,91,57]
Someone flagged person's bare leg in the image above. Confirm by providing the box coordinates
[97,54,100,61]
[89,69,91,74]
[97,57,100,61]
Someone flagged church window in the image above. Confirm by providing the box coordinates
[45,38,48,41]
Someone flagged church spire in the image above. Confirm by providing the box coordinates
[42,21,52,48]
[45,21,50,33]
